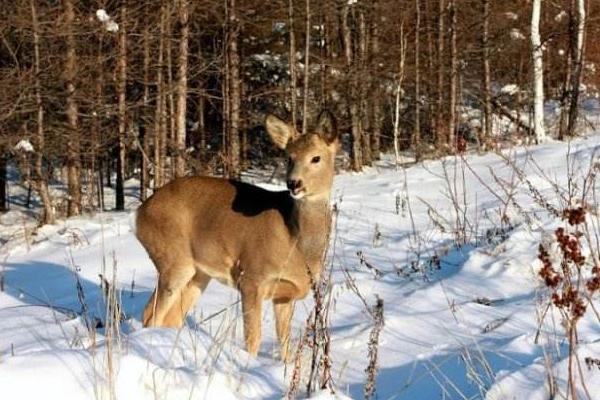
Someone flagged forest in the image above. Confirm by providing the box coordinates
[0,0,598,223]
[3,2,600,399]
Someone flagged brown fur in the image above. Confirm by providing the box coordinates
[136,111,339,360]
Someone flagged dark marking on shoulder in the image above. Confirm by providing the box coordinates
[229,180,297,233]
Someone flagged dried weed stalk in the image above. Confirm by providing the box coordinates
[364,296,384,399]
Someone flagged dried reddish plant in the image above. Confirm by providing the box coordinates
[538,206,599,399]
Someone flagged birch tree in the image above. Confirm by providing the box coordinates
[531,0,546,143]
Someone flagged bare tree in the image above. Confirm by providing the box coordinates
[165,1,175,169]
[413,0,421,161]
[369,0,382,160]
[225,0,241,178]
[154,4,167,190]
[0,154,6,212]
[343,1,362,171]
[393,20,406,168]
[436,0,445,150]
[288,0,297,129]
[174,0,189,178]
[448,0,458,149]
[481,0,492,149]
[30,0,55,224]
[140,26,150,201]
[91,36,102,210]
[301,0,310,135]
[115,1,127,210]
[566,0,586,137]
[64,0,81,216]
[358,6,371,165]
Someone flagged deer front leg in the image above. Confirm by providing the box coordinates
[241,285,264,357]
[273,299,294,362]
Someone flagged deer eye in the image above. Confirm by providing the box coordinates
[311,156,321,164]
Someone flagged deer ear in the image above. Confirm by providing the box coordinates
[316,110,338,144]
[265,115,295,150]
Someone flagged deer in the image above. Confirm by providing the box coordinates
[135,110,339,360]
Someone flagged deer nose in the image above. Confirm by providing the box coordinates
[287,179,302,191]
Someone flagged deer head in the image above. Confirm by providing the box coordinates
[265,110,339,201]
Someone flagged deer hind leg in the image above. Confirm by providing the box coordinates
[143,265,196,328]
[162,271,211,327]
[273,299,294,362]
[240,285,264,357]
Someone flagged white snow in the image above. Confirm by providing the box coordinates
[2,133,600,399]
[105,21,119,33]
[555,10,568,22]
[500,83,519,95]
[14,139,34,153]
[96,9,110,22]
[96,9,119,32]
[510,28,525,41]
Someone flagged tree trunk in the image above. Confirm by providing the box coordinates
[92,31,105,210]
[448,0,457,149]
[393,21,406,168]
[531,0,546,143]
[370,2,382,160]
[140,27,150,201]
[288,0,298,129]
[558,36,572,141]
[436,0,445,151]
[65,0,81,216]
[358,7,371,165]
[0,153,6,212]
[424,0,436,146]
[302,0,310,135]
[481,0,492,149]
[115,2,127,210]
[174,0,189,178]
[197,76,206,164]
[30,0,55,224]
[566,0,586,137]
[413,0,421,161]
[166,1,175,176]
[226,0,241,178]
[343,3,362,171]
[154,5,167,190]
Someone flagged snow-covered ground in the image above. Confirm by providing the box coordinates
[1,134,600,399]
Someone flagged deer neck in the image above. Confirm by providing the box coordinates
[291,196,332,274]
